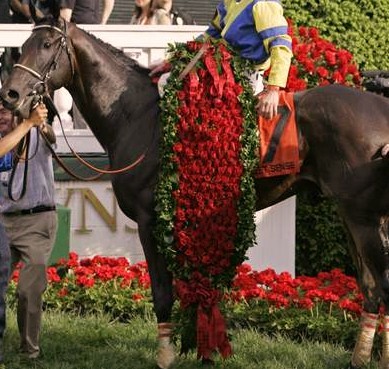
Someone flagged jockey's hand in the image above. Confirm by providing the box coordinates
[149,60,172,77]
[256,86,280,119]
[28,103,48,127]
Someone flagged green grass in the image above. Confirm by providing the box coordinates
[2,311,379,369]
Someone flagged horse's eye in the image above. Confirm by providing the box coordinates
[43,41,51,48]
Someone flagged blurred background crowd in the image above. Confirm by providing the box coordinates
[0,0,217,25]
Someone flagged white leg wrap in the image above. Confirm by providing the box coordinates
[379,316,389,369]
[156,323,175,369]
[351,311,378,368]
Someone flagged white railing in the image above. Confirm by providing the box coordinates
[0,24,206,65]
[0,24,206,148]
[0,24,295,275]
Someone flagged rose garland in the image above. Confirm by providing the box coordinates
[154,40,258,360]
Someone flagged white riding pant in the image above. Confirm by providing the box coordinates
[249,70,264,95]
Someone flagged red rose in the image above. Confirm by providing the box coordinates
[316,66,329,78]
[173,142,183,153]
[177,90,186,100]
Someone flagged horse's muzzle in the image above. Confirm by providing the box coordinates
[0,88,37,118]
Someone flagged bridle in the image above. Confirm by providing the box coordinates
[13,22,75,110]
[12,21,147,179]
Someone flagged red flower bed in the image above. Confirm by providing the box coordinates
[8,254,363,348]
[11,254,362,319]
[231,264,362,316]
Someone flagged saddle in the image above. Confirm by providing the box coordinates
[256,91,300,178]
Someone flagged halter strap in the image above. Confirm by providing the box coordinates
[13,64,44,80]
[33,24,66,37]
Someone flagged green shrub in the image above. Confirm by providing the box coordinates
[284,0,389,70]
[295,191,355,276]
[224,299,359,350]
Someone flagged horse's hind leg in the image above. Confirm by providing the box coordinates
[137,221,175,369]
[377,217,389,369]
[339,208,387,369]
[380,314,389,369]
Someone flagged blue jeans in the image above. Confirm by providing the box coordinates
[0,224,10,363]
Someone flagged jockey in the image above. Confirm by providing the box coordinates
[151,0,293,120]
[205,0,293,119]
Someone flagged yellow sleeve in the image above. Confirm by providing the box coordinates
[267,43,292,87]
[253,1,292,87]
[253,1,288,33]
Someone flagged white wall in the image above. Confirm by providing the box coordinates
[55,181,145,263]
[249,198,296,275]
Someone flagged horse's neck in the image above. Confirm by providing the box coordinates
[67,29,157,152]
[69,31,130,119]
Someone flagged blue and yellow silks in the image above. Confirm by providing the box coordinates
[205,0,292,87]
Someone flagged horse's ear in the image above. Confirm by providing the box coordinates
[30,0,61,23]
[51,0,62,19]
[48,0,61,19]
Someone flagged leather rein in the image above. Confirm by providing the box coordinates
[13,21,147,181]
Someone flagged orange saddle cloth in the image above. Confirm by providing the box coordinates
[256,91,300,178]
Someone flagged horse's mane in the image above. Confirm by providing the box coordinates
[80,30,150,76]
[35,17,150,76]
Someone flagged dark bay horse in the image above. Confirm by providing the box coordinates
[1,16,389,369]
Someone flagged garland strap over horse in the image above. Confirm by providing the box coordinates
[155,40,259,360]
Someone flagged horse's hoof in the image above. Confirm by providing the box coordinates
[201,358,215,366]
[156,341,175,369]
[379,359,389,369]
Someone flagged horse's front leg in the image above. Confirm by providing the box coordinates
[138,221,175,369]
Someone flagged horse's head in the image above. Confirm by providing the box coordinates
[0,17,74,118]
